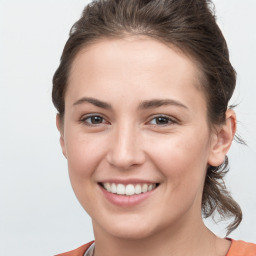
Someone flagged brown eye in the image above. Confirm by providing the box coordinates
[89,116,103,124]
[82,115,106,125]
[149,116,175,125]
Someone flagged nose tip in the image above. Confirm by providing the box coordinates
[107,146,142,170]
[106,128,145,170]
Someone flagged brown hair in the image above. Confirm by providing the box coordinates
[52,0,242,235]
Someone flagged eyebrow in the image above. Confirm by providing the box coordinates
[139,99,188,110]
[73,97,188,110]
[73,97,112,109]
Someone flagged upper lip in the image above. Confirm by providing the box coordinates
[98,179,160,185]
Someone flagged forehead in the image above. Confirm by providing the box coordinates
[67,37,206,110]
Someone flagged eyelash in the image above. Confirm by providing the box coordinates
[80,114,109,127]
[147,115,177,126]
[80,114,177,127]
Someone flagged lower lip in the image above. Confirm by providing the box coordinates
[99,185,157,207]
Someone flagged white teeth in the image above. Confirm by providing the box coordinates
[135,184,142,194]
[104,183,111,192]
[116,184,125,195]
[102,182,157,196]
[142,184,148,193]
[126,184,135,196]
[111,183,117,193]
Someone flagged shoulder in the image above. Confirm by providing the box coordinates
[227,239,256,256]
[55,241,94,256]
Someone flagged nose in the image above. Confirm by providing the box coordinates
[106,123,145,170]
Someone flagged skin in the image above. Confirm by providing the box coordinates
[57,36,236,256]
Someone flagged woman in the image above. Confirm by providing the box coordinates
[52,0,256,255]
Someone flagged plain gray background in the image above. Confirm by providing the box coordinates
[0,0,255,255]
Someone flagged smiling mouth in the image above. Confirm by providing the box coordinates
[99,182,160,196]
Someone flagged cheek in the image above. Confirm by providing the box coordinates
[65,130,107,180]
[148,130,210,190]
[148,134,210,218]
[64,131,108,213]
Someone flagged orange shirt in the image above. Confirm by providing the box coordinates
[226,239,256,256]
[55,239,256,256]
[55,241,93,256]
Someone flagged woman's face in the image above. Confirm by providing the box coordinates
[58,37,221,239]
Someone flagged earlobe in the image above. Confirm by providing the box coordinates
[56,114,67,158]
[208,109,236,167]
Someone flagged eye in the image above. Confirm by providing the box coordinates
[148,115,176,126]
[81,115,108,126]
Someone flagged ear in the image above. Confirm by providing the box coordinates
[56,114,67,158]
[208,109,236,167]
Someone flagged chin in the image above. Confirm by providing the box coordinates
[94,215,161,240]
[110,225,155,240]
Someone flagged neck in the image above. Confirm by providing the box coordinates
[92,216,225,256]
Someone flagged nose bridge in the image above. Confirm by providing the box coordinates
[107,120,144,169]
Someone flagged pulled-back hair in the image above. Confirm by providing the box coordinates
[52,0,242,235]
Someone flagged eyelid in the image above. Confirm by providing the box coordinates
[80,113,110,126]
[79,113,178,127]
[147,114,178,126]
